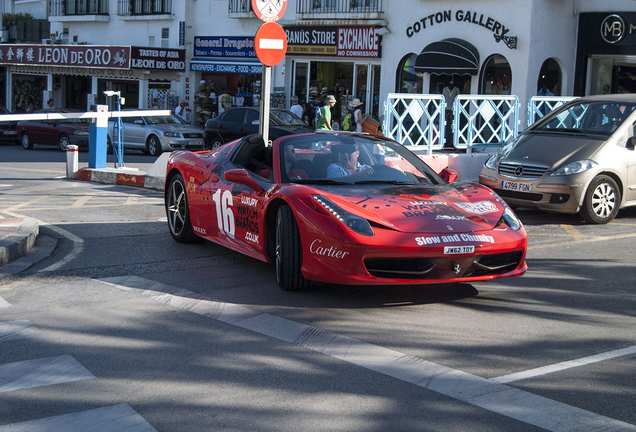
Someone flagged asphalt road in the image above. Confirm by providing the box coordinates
[1,144,635,431]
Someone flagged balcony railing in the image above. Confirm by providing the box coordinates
[228,0,252,14]
[297,0,383,14]
[118,0,172,16]
[50,0,109,16]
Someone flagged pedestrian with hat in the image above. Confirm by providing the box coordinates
[316,95,336,131]
[350,98,369,133]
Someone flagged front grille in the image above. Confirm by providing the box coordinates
[472,251,524,276]
[494,188,543,202]
[364,257,435,279]
[183,133,203,139]
[498,162,548,179]
[364,251,524,280]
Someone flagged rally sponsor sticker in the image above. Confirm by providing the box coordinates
[455,201,498,215]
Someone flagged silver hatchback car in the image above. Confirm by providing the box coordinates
[479,95,636,224]
[107,113,204,156]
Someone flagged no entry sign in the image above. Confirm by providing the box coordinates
[251,0,287,23]
[254,22,288,67]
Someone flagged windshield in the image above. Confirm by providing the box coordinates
[532,101,636,135]
[271,110,307,126]
[145,114,186,125]
[277,134,443,185]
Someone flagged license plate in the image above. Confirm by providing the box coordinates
[2,131,17,135]
[501,180,532,192]
[188,140,203,145]
[444,246,475,254]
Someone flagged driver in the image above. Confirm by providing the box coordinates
[327,144,374,178]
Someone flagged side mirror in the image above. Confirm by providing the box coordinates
[627,136,636,151]
[439,168,458,183]
[224,168,265,194]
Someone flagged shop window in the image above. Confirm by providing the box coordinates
[480,55,511,95]
[396,54,422,94]
[161,28,169,48]
[537,58,562,96]
[589,57,636,95]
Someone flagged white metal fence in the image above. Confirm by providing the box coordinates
[383,94,579,151]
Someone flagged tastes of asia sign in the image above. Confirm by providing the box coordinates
[284,26,381,58]
[0,45,131,68]
[130,47,186,71]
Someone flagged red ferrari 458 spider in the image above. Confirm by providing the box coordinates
[165,132,527,290]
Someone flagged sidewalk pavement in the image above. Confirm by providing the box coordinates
[0,216,39,267]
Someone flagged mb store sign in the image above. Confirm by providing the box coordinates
[601,14,635,44]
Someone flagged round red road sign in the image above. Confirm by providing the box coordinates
[251,0,287,23]
[254,22,288,67]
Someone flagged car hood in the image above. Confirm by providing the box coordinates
[503,132,605,169]
[272,125,314,136]
[150,124,203,134]
[314,183,503,233]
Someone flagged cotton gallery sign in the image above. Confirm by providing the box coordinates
[0,45,132,68]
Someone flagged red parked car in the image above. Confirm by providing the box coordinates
[18,108,90,151]
[165,132,528,290]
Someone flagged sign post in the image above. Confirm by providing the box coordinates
[252,0,288,144]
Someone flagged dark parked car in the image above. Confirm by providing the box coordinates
[0,106,19,145]
[204,107,313,149]
[18,109,90,151]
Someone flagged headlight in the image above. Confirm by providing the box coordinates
[164,132,181,138]
[493,193,522,231]
[551,160,598,176]
[73,130,89,135]
[484,154,499,170]
[312,195,374,236]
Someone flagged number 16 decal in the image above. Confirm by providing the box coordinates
[212,189,235,239]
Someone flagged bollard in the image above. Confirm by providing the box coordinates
[66,145,79,179]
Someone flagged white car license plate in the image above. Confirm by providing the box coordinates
[444,246,475,254]
[188,140,202,145]
[501,180,532,192]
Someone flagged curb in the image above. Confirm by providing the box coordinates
[0,217,39,266]
[76,167,165,191]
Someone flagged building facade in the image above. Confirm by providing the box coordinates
[1,0,635,129]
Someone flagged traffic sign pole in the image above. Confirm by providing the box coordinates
[252,0,287,146]
[259,66,271,145]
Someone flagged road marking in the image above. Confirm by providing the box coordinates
[70,195,93,208]
[0,320,41,342]
[0,295,10,308]
[99,276,636,432]
[491,344,636,384]
[0,404,157,432]
[560,224,585,240]
[0,355,94,393]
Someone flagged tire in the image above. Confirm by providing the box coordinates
[203,138,223,151]
[275,206,309,291]
[147,135,162,157]
[21,133,33,150]
[579,175,621,224]
[59,134,70,151]
[166,173,198,243]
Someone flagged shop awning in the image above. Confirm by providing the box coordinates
[190,59,263,74]
[414,38,480,76]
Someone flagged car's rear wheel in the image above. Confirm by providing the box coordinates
[59,134,70,151]
[147,135,162,157]
[579,175,621,224]
[276,206,309,291]
[21,133,33,149]
[166,173,198,243]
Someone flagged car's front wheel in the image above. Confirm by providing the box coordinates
[579,175,621,224]
[21,133,33,149]
[59,134,70,151]
[166,173,198,243]
[147,135,162,157]
[275,206,309,291]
